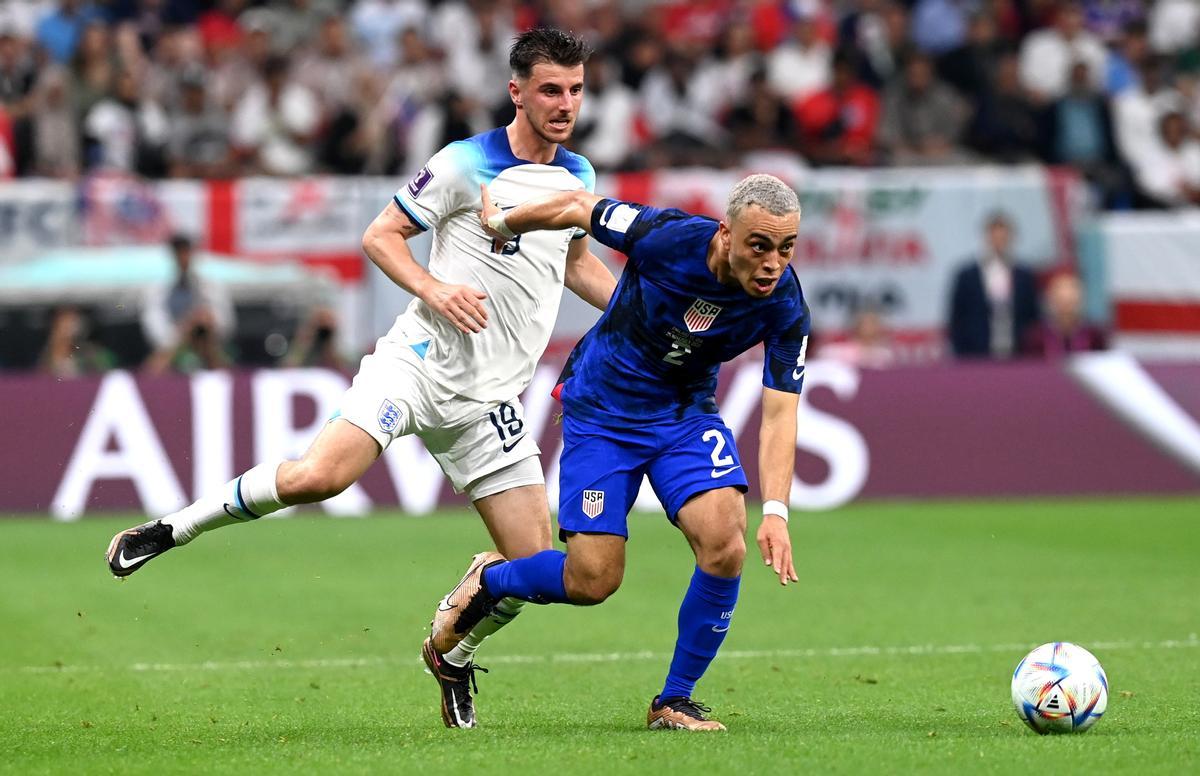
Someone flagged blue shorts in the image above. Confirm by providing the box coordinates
[557,411,749,539]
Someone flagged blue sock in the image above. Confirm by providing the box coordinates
[482,550,570,604]
[660,566,741,700]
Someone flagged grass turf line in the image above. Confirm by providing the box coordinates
[0,497,1197,774]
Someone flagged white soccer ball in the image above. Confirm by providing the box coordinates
[1011,642,1108,734]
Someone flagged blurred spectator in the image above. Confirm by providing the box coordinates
[767,14,831,105]
[937,11,1006,100]
[141,24,205,112]
[1105,21,1148,95]
[724,67,798,154]
[434,0,515,118]
[948,212,1041,359]
[910,0,969,56]
[39,306,114,378]
[83,67,168,175]
[1023,270,1107,356]
[796,50,881,166]
[820,308,897,369]
[284,306,346,369]
[166,67,232,178]
[197,0,247,53]
[70,19,116,121]
[295,15,370,113]
[572,56,636,171]
[0,109,14,178]
[639,48,727,164]
[880,51,970,164]
[142,234,234,374]
[208,20,274,113]
[690,21,761,123]
[36,0,104,65]
[1044,61,1126,207]
[239,0,334,56]
[1018,1,1107,104]
[1112,56,1181,175]
[351,0,426,70]
[320,67,388,174]
[406,88,488,175]
[1131,111,1200,208]
[230,54,320,175]
[30,65,81,177]
[0,24,36,175]
[1081,0,1144,44]
[1148,0,1200,55]
[852,0,914,89]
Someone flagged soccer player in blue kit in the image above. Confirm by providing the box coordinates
[430,173,809,731]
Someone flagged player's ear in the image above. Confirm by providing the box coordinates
[509,78,522,108]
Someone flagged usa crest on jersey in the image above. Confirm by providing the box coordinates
[683,298,722,333]
[582,489,605,518]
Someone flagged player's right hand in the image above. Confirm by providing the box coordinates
[422,279,489,334]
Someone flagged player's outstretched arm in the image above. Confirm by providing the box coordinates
[756,386,801,586]
[362,201,489,334]
[479,183,602,239]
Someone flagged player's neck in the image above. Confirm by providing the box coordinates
[506,121,558,165]
[707,234,734,285]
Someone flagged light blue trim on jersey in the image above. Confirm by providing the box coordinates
[410,340,430,359]
[449,127,596,189]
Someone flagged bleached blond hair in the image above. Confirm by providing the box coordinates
[726,174,800,220]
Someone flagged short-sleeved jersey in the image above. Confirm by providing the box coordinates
[557,199,811,424]
[389,127,594,401]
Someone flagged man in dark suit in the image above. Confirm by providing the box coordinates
[948,212,1042,358]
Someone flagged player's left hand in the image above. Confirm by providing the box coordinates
[478,183,510,242]
[756,516,798,586]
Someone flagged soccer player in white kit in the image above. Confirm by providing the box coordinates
[104,29,615,729]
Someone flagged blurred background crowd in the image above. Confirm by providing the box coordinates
[4,0,1197,378]
[3,0,1200,208]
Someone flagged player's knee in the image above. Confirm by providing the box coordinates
[564,567,622,605]
[279,461,352,503]
[697,532,746,577]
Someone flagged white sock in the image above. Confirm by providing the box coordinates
[162,461,286,546]
[443,597,525,667]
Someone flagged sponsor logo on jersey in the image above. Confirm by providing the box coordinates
[683,298,723,333]
[582,489,605,519]
[378,400,402,434]
[407,165,433,198]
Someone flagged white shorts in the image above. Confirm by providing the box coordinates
[337,322,542,495]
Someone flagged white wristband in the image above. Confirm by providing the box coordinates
[487,212,516,239]
[762,499,789,523]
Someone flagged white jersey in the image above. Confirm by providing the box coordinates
[390,127,595,401]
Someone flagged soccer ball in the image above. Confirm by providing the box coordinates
[1011,642,1108,734]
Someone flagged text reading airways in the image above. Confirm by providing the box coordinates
[49,362,871,519]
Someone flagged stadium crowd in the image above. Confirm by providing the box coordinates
[1,0,1200,209]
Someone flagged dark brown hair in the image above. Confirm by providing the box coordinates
[509,28,592,79]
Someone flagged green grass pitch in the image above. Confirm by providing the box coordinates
[0,498,1197,774]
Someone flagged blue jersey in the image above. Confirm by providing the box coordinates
[557,199,811,425]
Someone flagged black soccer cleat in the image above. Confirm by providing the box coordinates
[105,520,176,578]
[421,637,488,728]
